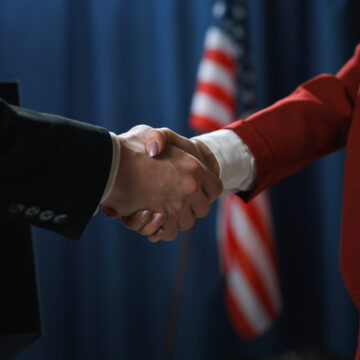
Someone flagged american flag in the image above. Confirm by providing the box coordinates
[189,0,282,339]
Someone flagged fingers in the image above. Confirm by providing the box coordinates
[144,128,222,202]
[120,210,170,243]
[121,211,164,236]
[120,210,152,231]
[102,206,119,219]
[124,213,178,243]
[145,128,199,159]
[177,210,195,231]
[200,170,223,203]
[145,129,166,157]
[143,214,179,242]
[191,192,211,219]
[148,228,164,243]
[119,209,193,243]
[138,213,164,237]
[191,138,220,177]
[158,221,179,242]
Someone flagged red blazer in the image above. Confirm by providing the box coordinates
[226,44,360,357]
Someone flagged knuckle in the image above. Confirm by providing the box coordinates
[159,127,170,138]
[207,178,223,202]
[163,228,178,241]
[128,215,142,228]
[168,232,178,241]
[203,202,211,216]
[183,217,195,231]
[140,227,155,237]
[197,201,210,218]
[129,125,139,132]
[148,235,159,243]
[182,177,198,195]
[188,158,201,172]
[147,228,163,242]
[172,200,184,213]
[141,214,164,236]
[216,179,223,197]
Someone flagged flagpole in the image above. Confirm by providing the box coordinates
[164,230,192,360]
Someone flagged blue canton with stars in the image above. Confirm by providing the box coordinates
[212,0,256,117]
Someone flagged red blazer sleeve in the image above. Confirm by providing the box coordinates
[226,44,360,201]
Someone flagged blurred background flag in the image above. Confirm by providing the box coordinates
[189,0,282,340]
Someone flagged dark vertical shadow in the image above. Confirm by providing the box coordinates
[350,0,360,45]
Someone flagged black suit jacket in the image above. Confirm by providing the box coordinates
[0,83,113,359]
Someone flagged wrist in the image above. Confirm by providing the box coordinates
[100,132,121,205]
[191,138,220,177]
[102,135,134,213]
[111,134,137,200]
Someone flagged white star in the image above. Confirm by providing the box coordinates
[234,25,245,39]
[213,2,226,18]
[233,5,246,20]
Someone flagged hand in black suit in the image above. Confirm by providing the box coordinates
[0,89,222,358]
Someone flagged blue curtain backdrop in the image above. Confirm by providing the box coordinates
[0,0,358,359]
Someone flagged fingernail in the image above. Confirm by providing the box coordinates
[147,141,158,157]
[151,213,163,228]
[139,210,151,225]
[155,228,163,237]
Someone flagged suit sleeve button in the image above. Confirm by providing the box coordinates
[8,203,26,215]
[25,206,41,218]
[53,214,68,224]
[39,210,55,222]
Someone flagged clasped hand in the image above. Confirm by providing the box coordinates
[101,125,222,242]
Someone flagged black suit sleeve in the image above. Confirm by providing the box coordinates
[0,98,113,239]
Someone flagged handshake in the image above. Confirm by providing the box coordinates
[101,125,223,242]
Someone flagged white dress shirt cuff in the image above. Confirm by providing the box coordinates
[93,131,121,216]
[193,129,256,195]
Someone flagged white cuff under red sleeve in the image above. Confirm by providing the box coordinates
[193,129,256,195]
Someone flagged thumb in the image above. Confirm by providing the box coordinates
[102,206,119,219]
[145,127,199,159]
[145,129,166,157]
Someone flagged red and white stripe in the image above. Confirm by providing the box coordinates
[220,193,282,339]
[190,26,282,340]
[190,27,238,130]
